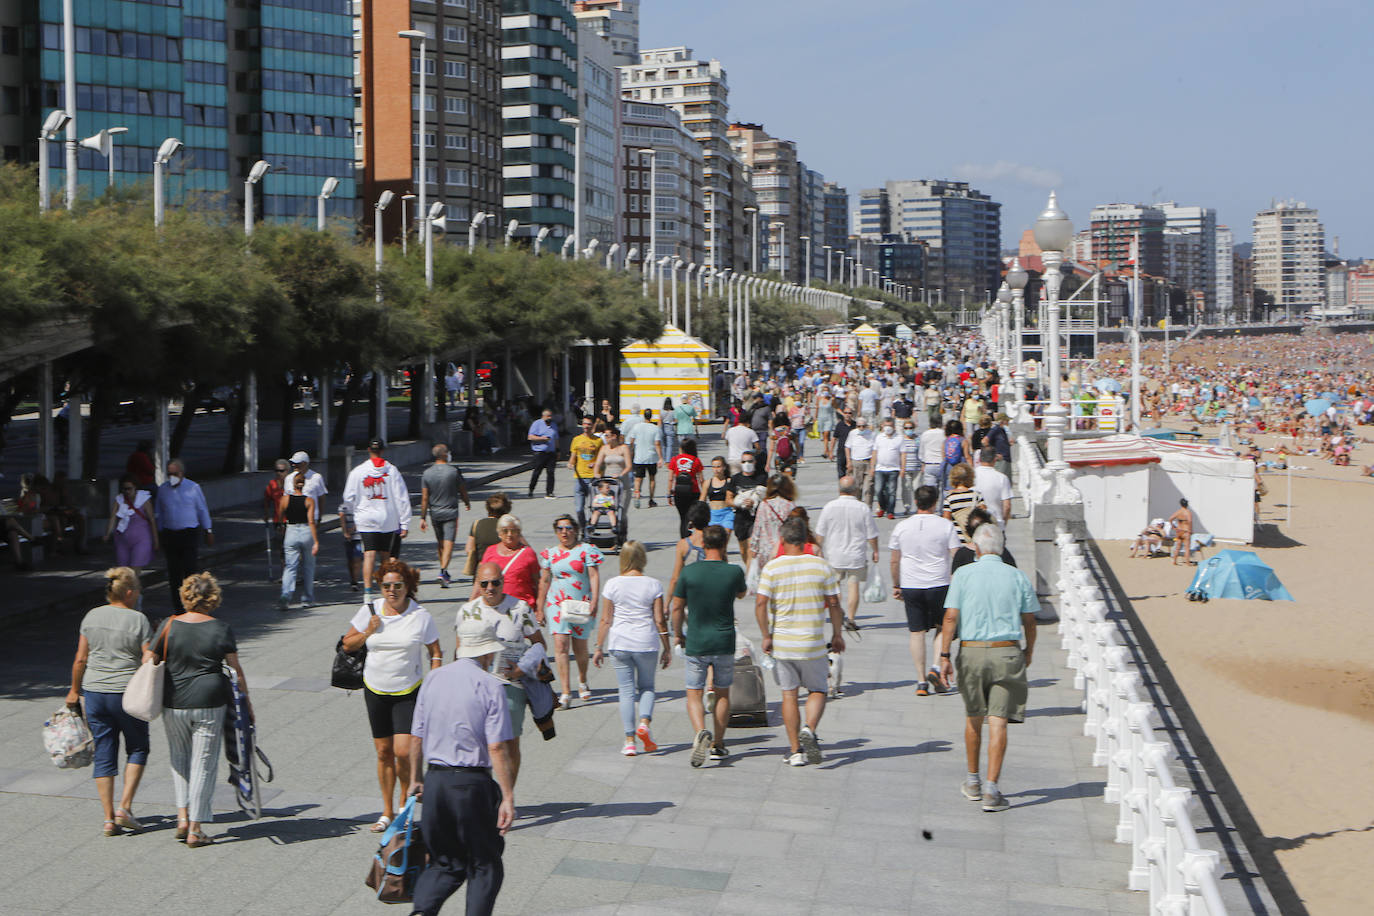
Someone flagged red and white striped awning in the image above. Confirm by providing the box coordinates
[1064,434,1239,468]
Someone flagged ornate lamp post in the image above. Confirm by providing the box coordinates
[1006,256,1029,420]
[1033,192,1073,485]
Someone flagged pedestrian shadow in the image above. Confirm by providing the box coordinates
[1007,781,1106,809]
[830,678,918,699]
[819,738,950,770]
[1028,677,1059,688]
[513,800,675,829]
[1023,705,1082,718]
[210,805,367,845]
[1266,821,1374,851]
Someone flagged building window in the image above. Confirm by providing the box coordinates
[413,56,435,75]
[444,96,468,114]
[443,25,467,43]
[447,203,470,220]
[415,165,437,184]
[413,93,436,111]
[444,60,467,79]
[444,133,468,150]
[445,168,470,186]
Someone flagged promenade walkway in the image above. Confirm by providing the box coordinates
[3,444,1147,915]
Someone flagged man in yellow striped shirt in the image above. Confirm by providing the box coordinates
[755,518,846,766]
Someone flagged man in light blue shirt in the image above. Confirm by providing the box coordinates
[938,522,1038,813]
[526,409,559,499]
[155,459,214,612]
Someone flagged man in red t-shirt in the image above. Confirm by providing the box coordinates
[263,459,289,568]
[125,440,156,491]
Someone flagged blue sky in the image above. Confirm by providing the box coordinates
[639,0,1371,258]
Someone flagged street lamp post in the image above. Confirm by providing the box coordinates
[152,137,183,229]
[425,201,446,288]
[639,148,657,292]
[772,222,787,279]
[423,200,446,425]
[374,190,394,283]
[656,256,670,316]
[37,110,70,214]
[62,0,76,209]
[684,263,697,336]
[745,206,758,273]
[317,176,339,231]
[505,218,519,248]
[801,235,811,287]
[244,159,271,237]
[823,244,832,284]
[534,225,552,255]
[559,117,582,257]
[79,126,129,190]
[605,242,620,271]
[399,30,429,248]
[996,282,1011,370]
[242,159,272,473]
[400,193,415,255]
[624,246,639,273]
[1033,192,1074,485]
[469,211,489,254]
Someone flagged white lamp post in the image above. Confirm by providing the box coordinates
[656,256,670,315]
[317,176,339,231]
[624,246,639,273]
[37,109,70,214]
[399,30,429,250]
[996,282,1012,369]
[559,116,582,257]
[823,244,832,284]
[1007,255,1029,417]
[639,148,657,291]
[670,259,682,328]
[400,193,416,255]
[745,206,759,273]
[374,190,394,288]
[1033,191,1074,482]
[61,0,76,209]
[801,235,811,287]
[535,225,552,255]
[152,137,182,229]
[605,242,620,271]
[561,235,576,260]
[244,159,271,237]
[425,200,446,288]
[469,210,489,253]
[684,262,697,335]
[583,239,599,260]
[79,126,129,190]
[505,218,519,248]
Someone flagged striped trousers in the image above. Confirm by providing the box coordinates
[163,706,224,823]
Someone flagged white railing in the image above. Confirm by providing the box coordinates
[1053,521,1228,916]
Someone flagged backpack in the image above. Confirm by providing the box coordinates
[775,432,794,461]
[944,435,963,465]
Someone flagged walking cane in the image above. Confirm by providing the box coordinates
[264,521,275,581]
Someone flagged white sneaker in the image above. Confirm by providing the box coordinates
[798,726,822,765]
[558,693,572,709]
[621,741,637,757]
[786,752,807,767]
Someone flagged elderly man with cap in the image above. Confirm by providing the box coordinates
[420,444,471,588]
[342,438,411,602]
[287,450,329,522]
[844,416,877,509]
[408,610,515,916]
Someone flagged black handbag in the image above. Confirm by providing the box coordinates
[332,604,374,690]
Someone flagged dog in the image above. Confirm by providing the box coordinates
[827,645,844,698]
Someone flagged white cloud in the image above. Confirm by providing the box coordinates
[952,160,1063,189]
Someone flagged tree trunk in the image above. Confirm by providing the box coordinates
[366,370,377,441]
[82,387,112,480]
[221,385,247,476]
[333,371,362,445]
[407,364,421,440]
[169,383,204,459]
[279,375,295,459]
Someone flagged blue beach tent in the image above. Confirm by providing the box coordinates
[1185,550,1293,602]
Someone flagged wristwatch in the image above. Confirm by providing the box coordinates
[939,652,951,658]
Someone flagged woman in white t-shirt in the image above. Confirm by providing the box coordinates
[340,558,441,834]
[592,541,670,757]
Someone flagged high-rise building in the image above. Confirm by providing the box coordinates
[881,179,1001,304]
[571,0,638,66]
[575,18,620,250]
[619,100,703,265]
[1252,201,1325,316]
[357,1,503,240]
[1089,204,1166,277]
[1347,263,1374,316]
[1325,258,1348,313]
[1233,251,1255,321]
[1215,225,1235,322]
[872,234,925,295]
[502,0,578,244]
[726,122,806,282]
[5,1,355,220]
[1157,202,1217,318]
[800,166,827,284]
[620,47,751,270]
[822,181,849,280]
[854,187,888,239]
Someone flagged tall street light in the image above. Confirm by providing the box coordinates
[744,205,759,273]
[317,176,339,231]
[624,245,639,273]
[535,225,552,255]
[374,190,394,285]
[505,218,519,248]
[1033,191,1074,484]
[823,244,832,284]
[685,263,697,336]
[244,159,271,237]
[996,281,1011,369]
[670,258,682,328]
[152,137,183,229]
[639,148,657,289]
[469,210,489,253]
[399,30,429,247]
[61,0,77,208]
[400,193,416,255]
[425,201,446,288]
[79,126,129,190]
[37,110,71,214]
[559,116,582,257]
[605,242,620,271]
[656,256,670,315]
[800,235,811,287]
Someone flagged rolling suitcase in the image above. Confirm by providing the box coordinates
[729,654,769,727]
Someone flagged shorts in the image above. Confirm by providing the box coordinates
[955,646,1028,722]
[773,656,829,692]
[360,530,402,556]
[344,539,363,562]
[709,507,736,529]
[429,514,457,542]
[685,653,736,690]
[633,463,657,479]
[503,683,526,738]
[901,585,949,632]
[364,685,419,739]
[835,566,867,584]
[734,511,755,541]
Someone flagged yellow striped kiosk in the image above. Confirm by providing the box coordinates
[618,325,717,423]
[853,322,881,351]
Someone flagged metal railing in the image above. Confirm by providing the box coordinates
[1053,521,1227,915]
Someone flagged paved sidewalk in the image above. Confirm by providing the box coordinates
[0,443,1143,915]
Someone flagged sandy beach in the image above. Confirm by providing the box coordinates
[1086,338,1374,914]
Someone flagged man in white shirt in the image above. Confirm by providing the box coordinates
[341,438,411,601]
[814,476,878,632]
[724,421,759,476]
[888,485,962,696]
[845,416,876,508]
[919,422,947,489]
[859,385,878,419]
[973,447,1013,527]
[871,419,903,519]
[288,450,328,522]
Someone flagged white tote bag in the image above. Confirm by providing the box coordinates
[122,623,169,722]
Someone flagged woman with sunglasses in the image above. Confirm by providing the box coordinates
[475,514,538,617]
[103,475,157,569]
[536,515,604,708]
[340,558,441,834]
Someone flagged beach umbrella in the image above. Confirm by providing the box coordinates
[1247,396,1261,408]
[1320,391,1340,402]
[1185,550,1293,602]
[1094,378,1122,393]
[1304,398,1332,416]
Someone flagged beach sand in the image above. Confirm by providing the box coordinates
[1094,440,1374,914]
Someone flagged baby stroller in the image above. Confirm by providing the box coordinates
[585,476,626,552]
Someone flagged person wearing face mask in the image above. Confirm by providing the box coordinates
[899,421,921,515]
[154,459,214,613]
[871,420,903,519]
[727,450,768,570]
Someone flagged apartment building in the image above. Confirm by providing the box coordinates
[618,100,703,265]
[1089,203,1166,277]
[571,0,638,66]
[1252,201,1325,316]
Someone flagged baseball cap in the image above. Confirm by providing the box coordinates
[289,450,310,464]
[455,611,503,659]
[367,437,385,451]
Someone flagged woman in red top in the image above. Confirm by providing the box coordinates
[772,506,820,557]
[476,514,540,619]
[667,437,704,539]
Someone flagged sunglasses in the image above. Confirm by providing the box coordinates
[555,525,577,532]
[478,578,504,588]
[380,582,406,590]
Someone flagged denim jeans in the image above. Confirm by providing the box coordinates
[663,428,679,462]
[572,476,593,530]
[610,650,658,736]
[84,689,150,778]
[900,468,921,512]
[281,523,315,603]
[875,470,899,515]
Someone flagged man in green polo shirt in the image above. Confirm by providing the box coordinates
[938,522,1039,813]
[670,524,747,767]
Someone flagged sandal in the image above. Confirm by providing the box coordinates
[114,808,142,831]
[103,820,121,837]
[175,820,189,842]
[185,831,214,848]
[369,815,392,834]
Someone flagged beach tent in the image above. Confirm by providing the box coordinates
[1064,434,1254,543]
[618,325,717,424]
[894,323,914,340]
[1185,550,1293,602]
[852,322,880,350]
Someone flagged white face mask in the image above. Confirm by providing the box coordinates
[741,461,756,474]
[882,426,894,435]
[168,474,183,486]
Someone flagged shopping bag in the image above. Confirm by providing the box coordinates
[863,565,885,603]
[43,705,94,769]
[123,622,170,721]
[365,795,428,903]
